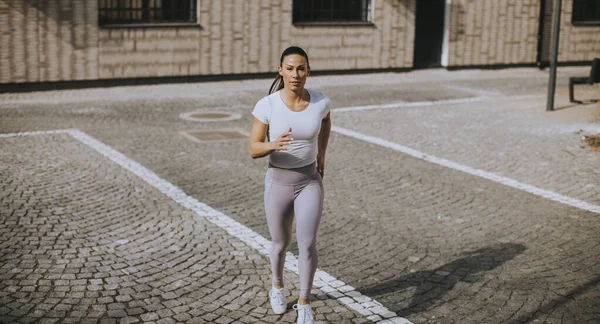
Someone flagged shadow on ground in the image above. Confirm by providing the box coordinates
[357,243,526,317]
[508,274,600,324]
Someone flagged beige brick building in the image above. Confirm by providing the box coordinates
[1,0,599,85]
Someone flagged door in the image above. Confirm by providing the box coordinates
[413,0,446,69]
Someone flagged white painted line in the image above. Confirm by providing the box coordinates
[0,129,76,138]
[332,126,600,215]
[46,129,412,324]
[178,128,250,144]
[442,84,503,97]
[332,94,546,113]
[0,93,212,107]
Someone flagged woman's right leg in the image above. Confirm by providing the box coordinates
[265,169,294,287]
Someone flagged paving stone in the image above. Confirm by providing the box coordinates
[99,320,116,324]
[1,68,599,324]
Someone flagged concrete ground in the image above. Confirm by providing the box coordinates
[1,66,599,324]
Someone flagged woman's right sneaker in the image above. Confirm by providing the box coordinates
[293,303,314,324]
[269,286,287,314]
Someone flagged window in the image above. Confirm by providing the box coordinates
[99,0,197,25]
[572,0,600,25]
[293,0,372,24]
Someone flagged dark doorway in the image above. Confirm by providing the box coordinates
[413,0,446,69]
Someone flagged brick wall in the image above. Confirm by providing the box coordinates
[1,0,415,84]
[557,0,600,62]
[98,28,202,79]
[291,0,416,71]
[3,0,599,84]
[97,0,416,79]
[0,0,98,84]
[445,0,540,66]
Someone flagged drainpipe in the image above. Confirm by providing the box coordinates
[546,0,561,112]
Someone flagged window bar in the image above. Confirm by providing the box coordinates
[143,0,149,22]
[99,0,103,22]
[154,0,160,22]
[190,0,195,22]
[136,0,141,20]
[157,0,160,21]
[330,0,333,21]
[112,0,117,22]
[170,0,175,21]
[169,0,173,21]
[118,0,123,22]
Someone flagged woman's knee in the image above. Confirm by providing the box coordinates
[270,240,290,256]
[297,239,317,254]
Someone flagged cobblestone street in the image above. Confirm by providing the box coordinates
[1,67,600,324]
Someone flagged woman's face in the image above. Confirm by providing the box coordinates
[278,54,310,92]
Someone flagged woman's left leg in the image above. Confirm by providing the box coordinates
[294,176,324,301]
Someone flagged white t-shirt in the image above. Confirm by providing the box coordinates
[252,88,332,169]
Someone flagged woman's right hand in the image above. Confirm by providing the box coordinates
[272,127,293,151]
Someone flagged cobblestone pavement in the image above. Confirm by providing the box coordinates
[0,134,370,324]
[1,67,600,324]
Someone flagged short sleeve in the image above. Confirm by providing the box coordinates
[252,98,270,124]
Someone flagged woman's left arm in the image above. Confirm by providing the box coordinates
[317,111,331,178]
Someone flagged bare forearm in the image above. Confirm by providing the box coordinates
[318,120,331,158]
[250,141,275,159]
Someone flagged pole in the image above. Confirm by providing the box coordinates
[546,0,562,111]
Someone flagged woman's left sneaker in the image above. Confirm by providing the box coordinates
[293,303,314,324]
[269,286,287,314]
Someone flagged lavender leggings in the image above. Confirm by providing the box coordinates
[264,162,324,299]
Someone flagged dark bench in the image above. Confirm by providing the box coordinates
[569,58,600,104]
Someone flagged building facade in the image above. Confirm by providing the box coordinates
[0,0,599,85]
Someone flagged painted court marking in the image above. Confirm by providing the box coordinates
[332,126,600,215]
[332,94,546,113]
[1,129,410,324]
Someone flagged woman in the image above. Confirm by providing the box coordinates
[249,46,331,324]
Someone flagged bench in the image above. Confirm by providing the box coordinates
[569,58,600,104]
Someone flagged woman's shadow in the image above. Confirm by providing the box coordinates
[358,243,526,317]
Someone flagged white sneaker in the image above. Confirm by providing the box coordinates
[293,303,314,324]
[269,286,287,314]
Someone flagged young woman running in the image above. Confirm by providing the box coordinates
[249,46,331,324]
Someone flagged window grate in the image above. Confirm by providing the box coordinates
[572,0,600,25]
[293,0,372,23]
[99,0,197,25]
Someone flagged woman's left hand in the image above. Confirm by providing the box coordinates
[317,155,325,178]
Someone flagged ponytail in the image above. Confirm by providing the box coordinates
[266,73,284,142]
[268,73,284,95]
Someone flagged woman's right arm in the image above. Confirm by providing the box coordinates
[249,118,292,159]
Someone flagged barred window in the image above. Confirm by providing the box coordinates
[572,0,600,25]
[99,0,197,25]
[293,0,372,24]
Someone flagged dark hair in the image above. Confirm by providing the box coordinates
[268,46,310,95]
